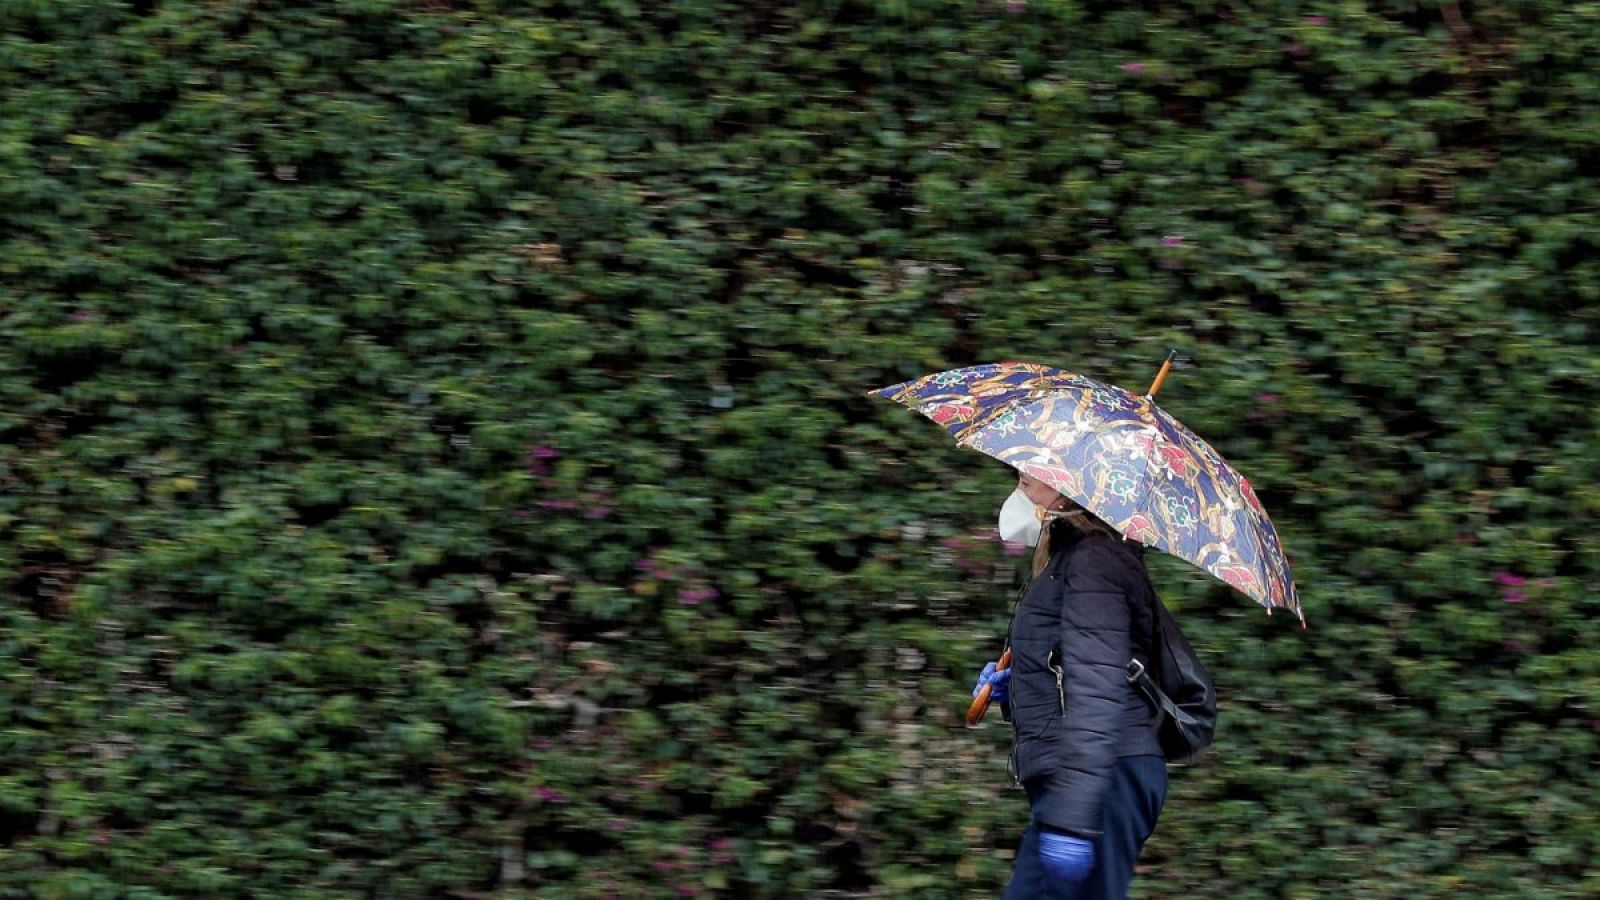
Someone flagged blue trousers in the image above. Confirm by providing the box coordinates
[1002,755,1167,900]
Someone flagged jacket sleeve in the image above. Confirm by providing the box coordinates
[1031,541,1134,837]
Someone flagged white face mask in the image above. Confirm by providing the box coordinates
[998,487,1045,547]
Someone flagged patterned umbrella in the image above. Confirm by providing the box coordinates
[870,358,1302,623]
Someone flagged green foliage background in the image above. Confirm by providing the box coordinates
[2,0,1597,896]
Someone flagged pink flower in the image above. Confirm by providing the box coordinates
[1503,588,1526,605]
[91,832,111,845]
[1492,572,1527,587]
[585,506,612,520]
[1005,0,1027,13]
[1001,540,1028,557]
[679,588,719,606]
[532,785,569,804]
[527,445,559,459]
[1160,234,1185,247]
[1256,393,1280,404]
[1305,15,1328,26]
[1121,62,1146,75]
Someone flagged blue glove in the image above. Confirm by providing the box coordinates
[972,661,1011,704]
[1038,829,1095,882]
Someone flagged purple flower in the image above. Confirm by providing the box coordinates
[538,498,580,511]
[1492,572,1527,587]
[71,309,95,322]
[679,588,719,606]
[1121,62,1146,75]
[1001,540,1028,557]
[585,506,612,520]
[1005,0,1027,13]
[1305,15,1328,26]
[527,445,559,459]
[533,785,569,804]
[514,509,532,519]
[1503,588,1527,605]
[1160,234,1185,247]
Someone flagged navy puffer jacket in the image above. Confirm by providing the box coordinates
[1005,522,1164,837]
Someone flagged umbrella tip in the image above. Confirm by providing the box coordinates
[1146,351,1179,398]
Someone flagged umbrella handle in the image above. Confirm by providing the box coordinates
[966,648,1013,726]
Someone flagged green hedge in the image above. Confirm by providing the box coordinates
[1,1,1596,896]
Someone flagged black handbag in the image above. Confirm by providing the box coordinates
[1127,592,1217,765]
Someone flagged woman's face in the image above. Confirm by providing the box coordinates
[1018,473,1066,510]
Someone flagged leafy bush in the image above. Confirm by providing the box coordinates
[1,1,1595,896]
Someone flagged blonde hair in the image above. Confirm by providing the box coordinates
[1031,498,1117,577]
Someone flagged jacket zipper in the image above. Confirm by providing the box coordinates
[1049,655,1066,717]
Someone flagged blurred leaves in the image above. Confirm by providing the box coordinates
[0,0,1597,897]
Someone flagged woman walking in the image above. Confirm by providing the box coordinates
[975,472,1168,899]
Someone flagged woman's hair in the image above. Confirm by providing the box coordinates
[1031,497,1117,576]
[1055,497,1116,537]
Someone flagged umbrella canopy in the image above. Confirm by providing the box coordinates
[871,360,1302,623]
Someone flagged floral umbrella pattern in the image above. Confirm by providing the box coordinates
[872,361,1302,622]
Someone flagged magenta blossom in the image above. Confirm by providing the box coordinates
[679,587,719,606]
[1492,572,1527,587]
[1160,234,1185,247]
[533,785,569,804]
[1121,62,1146,75]
[1305,15,1328,26]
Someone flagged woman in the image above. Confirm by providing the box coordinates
[974,472,1167,899]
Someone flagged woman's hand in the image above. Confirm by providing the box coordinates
[1038,829,1095,882]
[972,661,1011,703]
